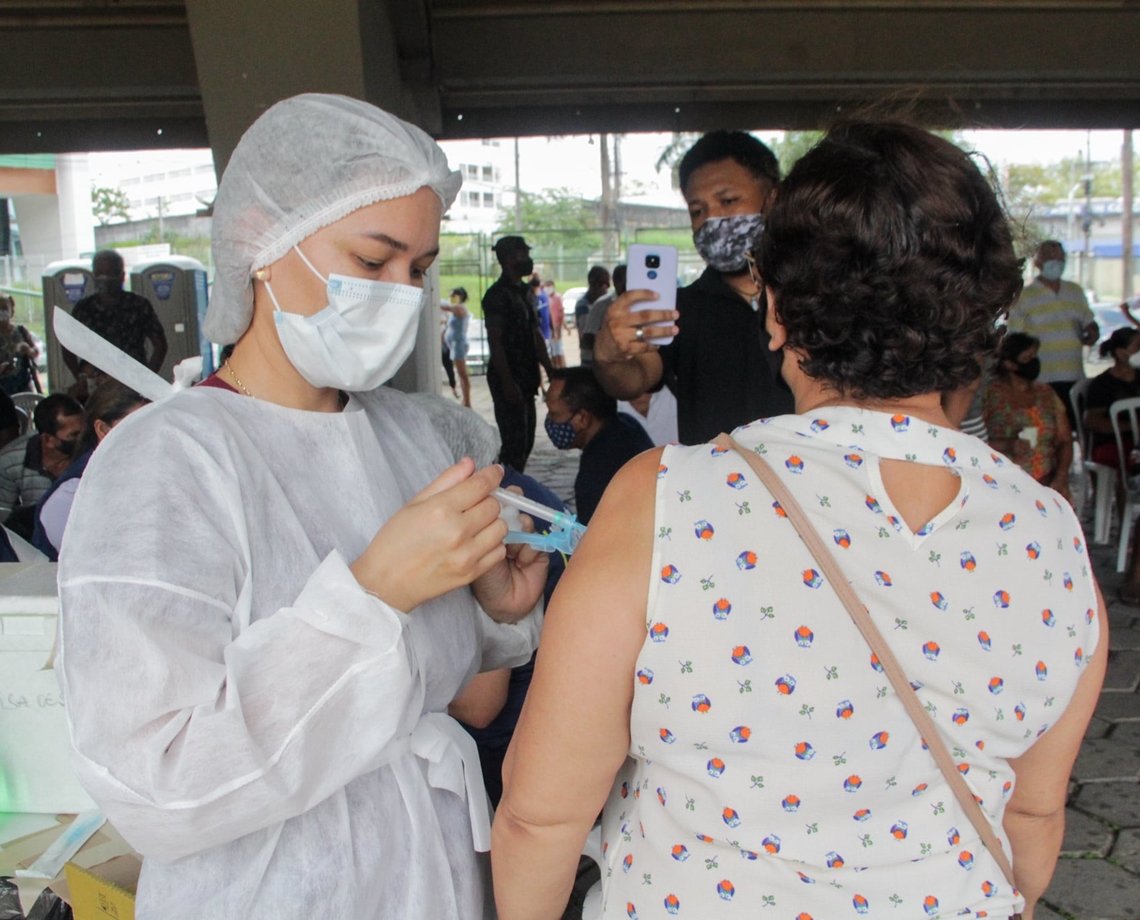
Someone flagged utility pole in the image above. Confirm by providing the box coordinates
[1081,132,1093,291]
[613,135,623,256]
[513,137,522,233]
[1124,130,1134,301]
[600,133,615,261]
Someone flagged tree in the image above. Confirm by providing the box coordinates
[654,132,701,191]
[767,131,823,177]
[995,155,1140,239]
[495,187,602,254]
[90,185,131,225]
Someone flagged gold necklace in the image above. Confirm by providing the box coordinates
[225,359,254,398]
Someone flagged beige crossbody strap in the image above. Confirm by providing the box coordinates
[719,434,1016,888]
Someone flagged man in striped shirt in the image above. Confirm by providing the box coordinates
[1006,240,1097,428]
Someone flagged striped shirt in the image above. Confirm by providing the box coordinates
[1006,278,1094,384]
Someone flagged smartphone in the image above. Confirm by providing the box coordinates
[626,243,678,345]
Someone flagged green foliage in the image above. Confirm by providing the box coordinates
[767,131,823,177]
[91,185,131,225]
[1000,157,1140,218]
[497,188,603,254]
[631,227,694,249]
[654,132,702,191]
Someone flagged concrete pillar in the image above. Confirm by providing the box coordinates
[55,154,96,259]
[184,0,432,176]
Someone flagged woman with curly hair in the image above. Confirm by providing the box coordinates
[983,331,1073,501]
[493,123,1106,920]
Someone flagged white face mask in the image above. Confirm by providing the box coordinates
[263,246,425,391]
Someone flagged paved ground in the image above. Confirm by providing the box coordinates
[457,366,1140,919]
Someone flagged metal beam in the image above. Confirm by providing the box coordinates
[1,0,1138,156]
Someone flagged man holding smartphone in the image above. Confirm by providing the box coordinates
[593,131,794,444]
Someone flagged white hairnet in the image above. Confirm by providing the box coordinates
[406,393,502,468]
[204,93,461,344]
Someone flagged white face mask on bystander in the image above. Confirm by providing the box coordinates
[264,245,425,391]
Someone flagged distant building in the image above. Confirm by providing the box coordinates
[1028,196,1139,300]
[438,139,515,236]
[91,149,217,223]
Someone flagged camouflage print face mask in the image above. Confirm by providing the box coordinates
[692,213,766,273]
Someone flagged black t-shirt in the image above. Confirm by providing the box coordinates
[659,267,794,445]
[1085,370,1140,450]
[576,412,654,525]
[482,275,541,395]
[71,291,164,367]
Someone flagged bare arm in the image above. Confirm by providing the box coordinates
[1003,591,1108,918]
[449,668,511,729]
[592,290,676,401]
[1122,302,1140,329]
[493,449,662,919]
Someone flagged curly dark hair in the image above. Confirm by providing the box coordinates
[757,122,1023,400]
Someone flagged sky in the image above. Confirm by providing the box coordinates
[87,129,1132,214]
[512,129,1131,209]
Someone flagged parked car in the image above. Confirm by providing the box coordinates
[559,287,589,328]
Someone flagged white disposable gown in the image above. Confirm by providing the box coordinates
[57,385,539,919]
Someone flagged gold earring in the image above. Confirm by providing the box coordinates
[253,267,271,282]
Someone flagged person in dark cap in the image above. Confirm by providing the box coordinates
[482,235,552,471]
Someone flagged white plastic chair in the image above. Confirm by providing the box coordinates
[9,391,43,435]
[1070,379,1117,544]
[1109,397,1140,572]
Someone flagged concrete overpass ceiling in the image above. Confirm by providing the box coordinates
[0,0,205,152]
[429,0,1140,137]
[1,0,1137,163]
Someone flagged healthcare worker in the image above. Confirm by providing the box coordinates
[57,94,547,919]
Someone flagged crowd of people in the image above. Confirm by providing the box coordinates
[0,94,1119,919]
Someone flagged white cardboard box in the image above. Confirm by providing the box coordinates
[0,563,97,814]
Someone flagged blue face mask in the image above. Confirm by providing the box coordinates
[1040,259,1065,282]
[544,414,577,450]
